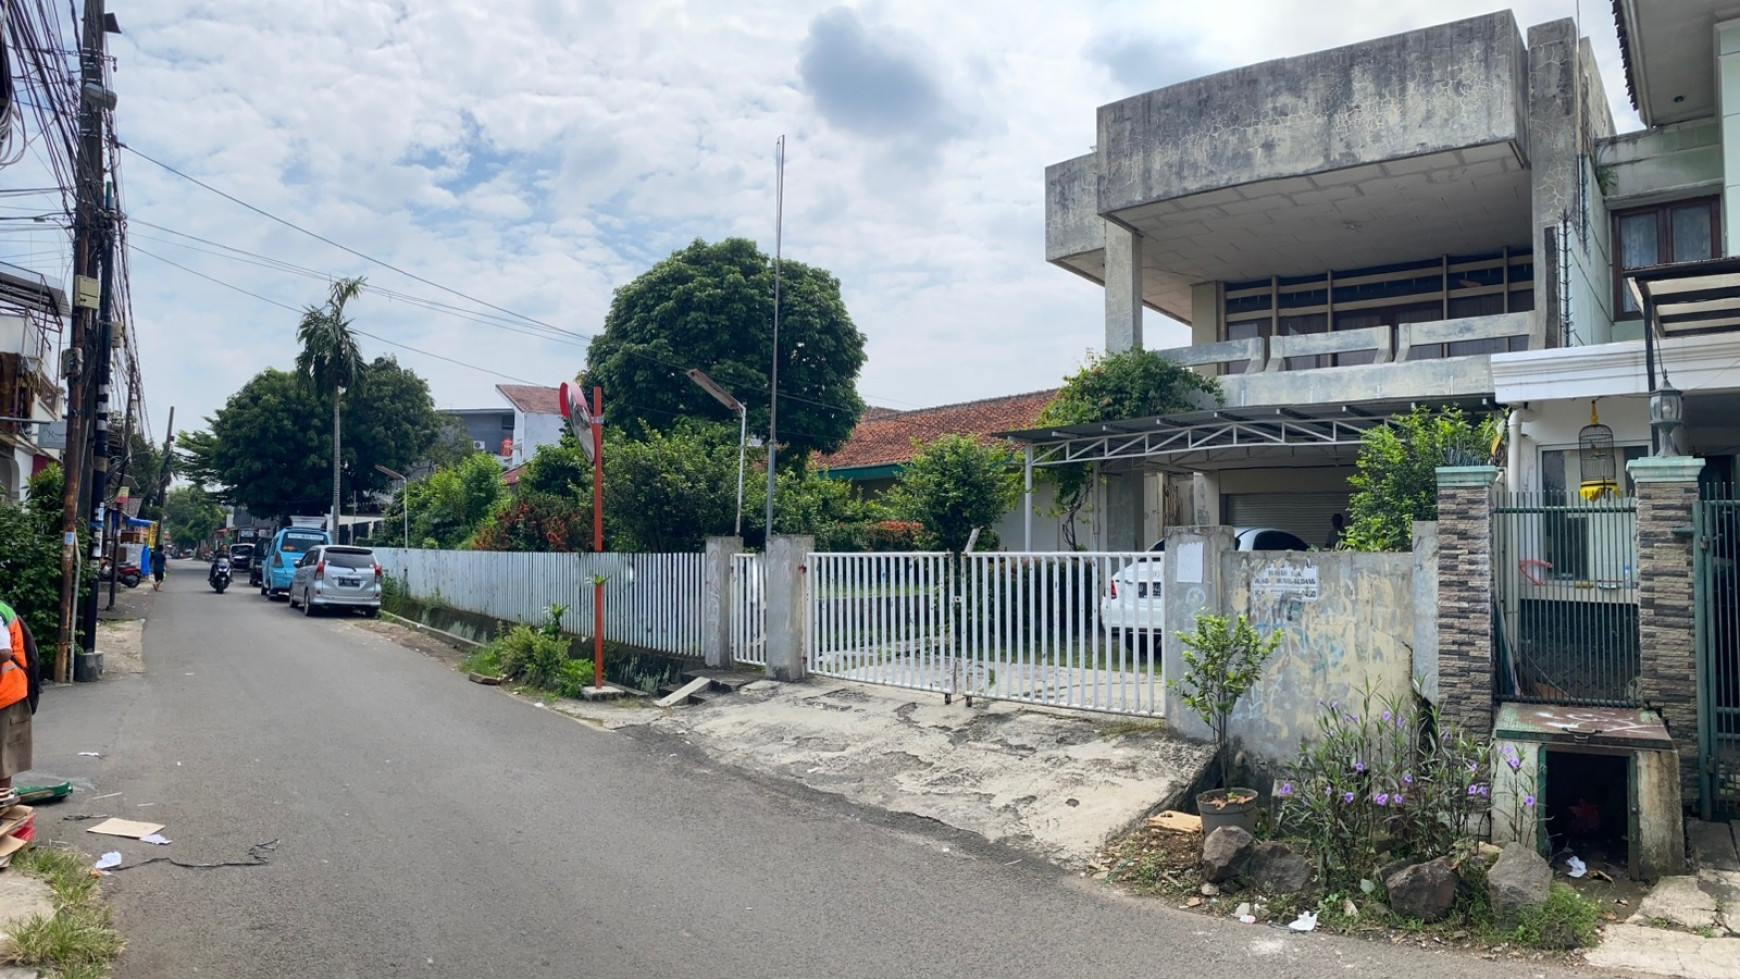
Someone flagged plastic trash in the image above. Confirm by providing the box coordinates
[1567,856,1588,878]
[1288,911,1318,932]
[94,852,122,871]
[140,834,170,846]
[78,752,101,758]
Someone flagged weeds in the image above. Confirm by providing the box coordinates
[1099,719,1167,739]
[4,845,125,976]
[1500,885,1600,950]
[459,644,502,677]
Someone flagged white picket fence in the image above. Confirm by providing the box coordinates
[805,551,1166,717]
[731,552,767,667]
[373,548,706,658]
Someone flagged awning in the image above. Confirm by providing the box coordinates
[997,397,1494,471]
[1626,256,1740,335]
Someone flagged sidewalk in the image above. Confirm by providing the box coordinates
[1586,821,1740,979]
[583,677,1214,868]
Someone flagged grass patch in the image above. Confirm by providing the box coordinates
[1499,884,1601,951]
[5,845,125,976]
[459,644,502,677]
[1099,719,1167,739]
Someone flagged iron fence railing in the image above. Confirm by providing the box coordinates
[1493,492,1640,707]
[1695,487,1740,820]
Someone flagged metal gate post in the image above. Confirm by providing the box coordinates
[1694,501,1714,821]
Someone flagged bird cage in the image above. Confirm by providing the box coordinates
[1578,402,1618,500]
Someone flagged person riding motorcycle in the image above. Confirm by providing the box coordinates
[208,547,231,585]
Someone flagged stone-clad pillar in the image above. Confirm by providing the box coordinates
[1629,456,1704,800]
[1435,466,1501,736]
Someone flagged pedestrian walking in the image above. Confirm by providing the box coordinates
[0,601,41,812]
[152,551,166,591]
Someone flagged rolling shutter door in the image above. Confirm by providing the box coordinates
[1223,492,1352,547]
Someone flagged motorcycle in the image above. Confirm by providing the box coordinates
[99,561,144,588]
[209,558,232,594]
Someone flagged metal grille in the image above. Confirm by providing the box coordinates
[1494,493,1640,706]
[731,552,766,667]
[805,553,956,695]
[1695,490,1740,820]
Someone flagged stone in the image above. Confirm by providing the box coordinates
[1487,842,1552,920]
[1384,856,1459,923]
[1200,882,1219,897]
[1202,826,1255,883]
[1247,841,1314,895]
[1634,876,1721,933]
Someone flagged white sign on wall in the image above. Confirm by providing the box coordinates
[1253,563,1320,601]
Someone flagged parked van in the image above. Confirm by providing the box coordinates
[260,525,331,600]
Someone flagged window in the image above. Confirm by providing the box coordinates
[1614,197,1720,318]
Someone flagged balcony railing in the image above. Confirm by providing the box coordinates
[1159,311,1532,375]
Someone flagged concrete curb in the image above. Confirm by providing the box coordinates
[380,610,481,650]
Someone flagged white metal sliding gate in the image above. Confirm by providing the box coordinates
[804,551,1164,717]
[731,552,767,667]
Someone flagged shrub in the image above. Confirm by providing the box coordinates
[1168,613,1279,790]
[1342,406,1501,552]
[1508,884,1600,950]
[496,624,570,692]
[865,520,925,552]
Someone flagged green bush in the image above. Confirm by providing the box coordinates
[459,644,503,677]
[0,466,93,647]
[1507,884,1600,950]
[554,659,595,698]
[497,624,570,691]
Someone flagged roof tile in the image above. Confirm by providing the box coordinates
[819,390,1057,472]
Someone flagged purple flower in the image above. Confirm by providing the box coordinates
[1375,793,1390,806]
[1279,782,1294,798]
[1524,795,1536,808]
[1468,785,1481,796]
[1382,710,1393,723]
[1402,774,1414,786]
[1391,793,1404,806]
[1354,762,1366,774]
[1348,714,1359,724]
[1467,762,1479,774]
[1474,784,1490,797]
[1343,791,1356,804]
[1506,757,1522,772]
[1502,744,1517,757]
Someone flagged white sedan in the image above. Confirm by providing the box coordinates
[1099,527,1310,647]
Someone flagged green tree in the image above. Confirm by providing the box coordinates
[763,466,888,552]
[1342,406,1501,552]
[183,359,442,519]
[519,430,590,499]
[888,434,1019,553]
[1036,350,1220,548]
[471,492,592,552]
[602,424,746,552]
[294,276,366,533]
[0,465,92,645]
[163,486,225,549]
[401,453,506,548]
[581,238,867,458]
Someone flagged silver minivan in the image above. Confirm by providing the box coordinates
[288,545,383,617]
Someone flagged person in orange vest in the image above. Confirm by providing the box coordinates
[0,601,41,812]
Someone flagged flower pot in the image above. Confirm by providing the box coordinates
[1197,788,1260,837]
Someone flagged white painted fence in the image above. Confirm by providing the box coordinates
[373,548,706,658]
[731,552,766,667]
[804,551,1165,716]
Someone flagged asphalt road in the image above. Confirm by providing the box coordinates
[23,563,1607,978]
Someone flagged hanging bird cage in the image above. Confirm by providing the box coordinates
[1579,402,1618,501]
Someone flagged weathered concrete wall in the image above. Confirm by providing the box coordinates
[702,536,742,669]
[1597,120,1722,202]
[1223,551,1417,776]
[1045,153,1103,262]
[1412,521,1440,703]
[1096,12,1527,215]
[1216,351,1497,408]
[764,535,813,682]
[1161,525,1235,745]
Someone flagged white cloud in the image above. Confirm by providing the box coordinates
[1,0,1642,441]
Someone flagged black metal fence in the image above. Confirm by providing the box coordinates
[1695,487,1740,820]
[1494,492,1640,707]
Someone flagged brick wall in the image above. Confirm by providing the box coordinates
[1633,473,1700,799]
[1435,468,1498,736]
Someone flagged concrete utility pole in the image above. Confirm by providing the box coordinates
[103,380,133,610]
[764,135,784,541]
[77,185,115,679]
[55,0,113,683]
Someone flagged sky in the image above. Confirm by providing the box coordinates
[1,0,1642,444]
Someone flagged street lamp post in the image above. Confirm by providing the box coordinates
[375,464,408,547]
[686,369,747,537]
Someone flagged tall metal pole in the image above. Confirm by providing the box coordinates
[591,386,605,691]
[764,135,784,542]
[56,0,110,683]
[105,385,134,610]
[331,387,343,543]
[735,405,747,537]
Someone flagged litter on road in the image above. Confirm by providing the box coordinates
[94,852,122,871]
[140,834,171,845]
[1288,911,1318,932]
[78,751,101,757]
[86,818,166,839]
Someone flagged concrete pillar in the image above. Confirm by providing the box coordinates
[1161,524,1236,742]
[763,534,813,682]
[702,536,742,670]
[1628,456,1704,800]
[1434,465,1501,736]
[1718,19,1740,255]
[1104,471,1141,551]
[1411,520,1440,704]
[1105,221,1143,353]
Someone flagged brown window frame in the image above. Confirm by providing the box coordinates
[1612,196,1721,320]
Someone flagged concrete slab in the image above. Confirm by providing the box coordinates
[1634,876,1722,932]
[655,677,710,709]
[96,617,145,676]
[0,872,54,940]
[1691,821,1740,872]
[644,677,1213,868]
[1586,924,1740,979]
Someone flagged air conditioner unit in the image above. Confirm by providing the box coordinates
[472,440,487,451]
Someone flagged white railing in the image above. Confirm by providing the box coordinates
[803,551,1166,716]
[373,548,706,658]
[732,552,766,667]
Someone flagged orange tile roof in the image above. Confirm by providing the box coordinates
[496,384,564,415]
[819,390,1058,472]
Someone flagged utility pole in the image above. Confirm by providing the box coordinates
[764,135,784,542]
[77,183,115,680]
[56,0,113,683]
[148,406,174,512]
[103,387,133,610]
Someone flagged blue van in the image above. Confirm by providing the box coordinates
[261,525,331,599]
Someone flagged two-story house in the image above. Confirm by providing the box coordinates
[0,267,67,502]
[1030,8,1740,552]
[442,384,569,471]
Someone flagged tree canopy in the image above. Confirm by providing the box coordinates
[1341,406,1502,552]
[182,357,443,519]
[581,237,867,458]
[163,486,225,548]
[888,434,1019,553]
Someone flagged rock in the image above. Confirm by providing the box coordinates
[1247,841,1314,894]
[1202,826,1255,883]
[1385,857,1460,923]
[1487,843,1552,921]
[1200,882,1220,896]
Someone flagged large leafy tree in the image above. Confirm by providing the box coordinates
[294,277,366,531]
[0,466,92,645]
[888,434,1019,553]
[1342,406,1501,552]
[581,238,867,458]
[601,424,746,552]
[1036,350,1220,548]
[183,358,443,520]
[163,486,225,549]
[398,453,507,549]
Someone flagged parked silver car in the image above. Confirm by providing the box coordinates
[1099,527,1310,647]
[288,545,383,617]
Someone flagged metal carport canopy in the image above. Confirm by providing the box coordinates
[996,396,1495,472]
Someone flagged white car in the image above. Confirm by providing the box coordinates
[288,545,384,617]
[1100,527,1311,647]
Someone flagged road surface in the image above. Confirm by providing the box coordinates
[24,564,1604,977]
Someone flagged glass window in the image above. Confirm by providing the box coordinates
[280,532,325,555]
[1614,198,1719,317]
[1672,205,1714,264]
[324,549,376,569]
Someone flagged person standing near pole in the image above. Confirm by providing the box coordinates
[0,600,42,811]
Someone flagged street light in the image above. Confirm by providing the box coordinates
[375,464,408,548]
[687,369,747,537]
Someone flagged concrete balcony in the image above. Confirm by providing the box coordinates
[1159,311,1530,408]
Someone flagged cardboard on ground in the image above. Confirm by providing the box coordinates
[85,817,164,839]
[0,806,34,839]
[0,835,27,867]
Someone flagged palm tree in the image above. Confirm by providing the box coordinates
[294,277,366,543]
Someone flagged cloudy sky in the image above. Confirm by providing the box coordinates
[4,0,1640,442]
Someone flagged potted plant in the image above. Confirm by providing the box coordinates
[1169,612,1281,836]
